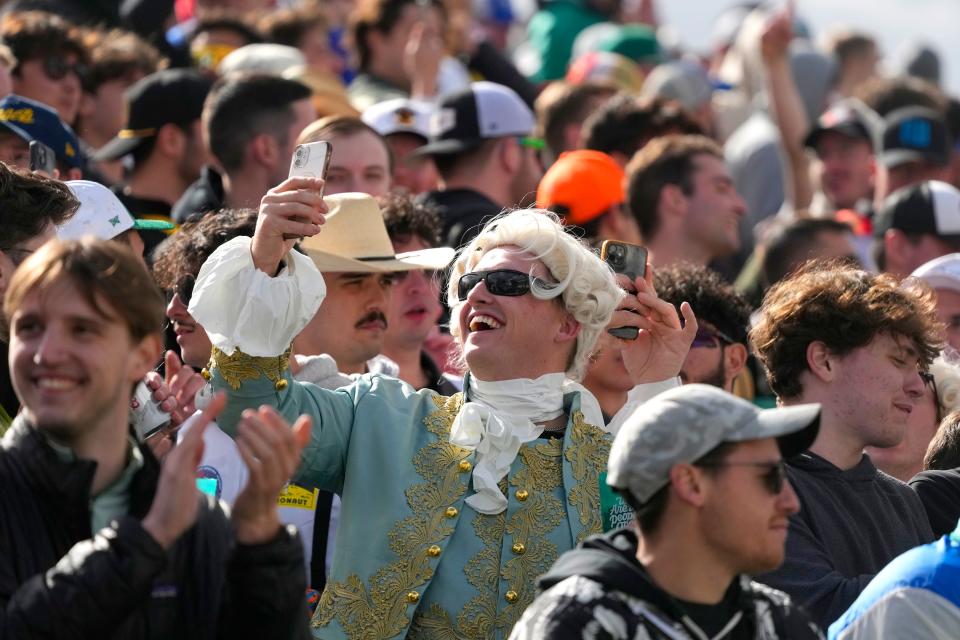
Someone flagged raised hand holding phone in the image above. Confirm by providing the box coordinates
[601,240,648,339]
[252,176,328,275]
[283,141,331,240]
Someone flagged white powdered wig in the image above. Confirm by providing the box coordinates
[447,208,625,380]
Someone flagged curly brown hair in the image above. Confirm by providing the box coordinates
[0,11,88,68]
[750,262,943,399]
[152,208,258,290]
[379,192,440,247]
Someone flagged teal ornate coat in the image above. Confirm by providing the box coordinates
[208,349,612,640]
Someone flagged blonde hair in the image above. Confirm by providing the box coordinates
[446,209,624,380]
[931,349,960,417]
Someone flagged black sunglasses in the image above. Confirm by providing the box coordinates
[168,274,195,307]
[457,269,551,301]
[42,57,87,81]
[691,325,736,348]
[696,459,788,495]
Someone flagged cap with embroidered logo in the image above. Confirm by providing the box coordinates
[93,68,213,162]
[0,94,83,169]
[804,99,876,150]
[414,81,536,157]
[58,180,175,241]
[362,98,433,140]
[877,106,950,169]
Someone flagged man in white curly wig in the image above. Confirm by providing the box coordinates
[188,176,697,639]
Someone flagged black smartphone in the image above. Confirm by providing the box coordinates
[29,140,55,174]
[601,240,648,340]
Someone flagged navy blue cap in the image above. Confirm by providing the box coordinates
[0,94,83,169]
[877,106,950,169]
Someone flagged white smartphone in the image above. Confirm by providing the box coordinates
[288,141,332,181]
[285,141,332,239]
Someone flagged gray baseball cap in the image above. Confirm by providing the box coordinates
[607,384,820,504]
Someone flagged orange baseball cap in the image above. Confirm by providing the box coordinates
[536,150,625,225]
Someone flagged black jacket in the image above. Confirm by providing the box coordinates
[509,528,823,640]
[171,165,225,224]
[911,468,960,537]
[0,419,310,639]
[417,188,503,250]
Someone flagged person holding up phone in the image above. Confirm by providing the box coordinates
[188,178,697,638]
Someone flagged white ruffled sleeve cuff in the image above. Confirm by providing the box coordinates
[189,236,326,357]
[606,377,682,435]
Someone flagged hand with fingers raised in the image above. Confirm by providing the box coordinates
[252,176,328,276]
[610,265,698,385]
[231,406,312,545]
[163,350,206,425]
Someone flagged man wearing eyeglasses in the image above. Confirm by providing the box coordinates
[187,176,696,638]
[511,384,823,640]
[655,263,751,392]
[750,263,941,628]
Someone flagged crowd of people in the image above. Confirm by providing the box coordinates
[0,0,960,638]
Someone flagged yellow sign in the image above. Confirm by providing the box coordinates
[277,484,318,510]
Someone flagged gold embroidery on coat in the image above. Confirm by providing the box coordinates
[312,393,469,638]
[208,346,291,390]
[565,410,611,544]
[411,439,566,638]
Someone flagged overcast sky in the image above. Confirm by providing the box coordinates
[658,0,958,96]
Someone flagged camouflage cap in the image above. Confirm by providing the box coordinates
[607,384,820,504]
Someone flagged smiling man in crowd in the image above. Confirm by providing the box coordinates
[511,384,822,640]
[187,176,697,639]
[0,237,309,637]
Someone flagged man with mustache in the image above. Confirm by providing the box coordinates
[291,195,453,377]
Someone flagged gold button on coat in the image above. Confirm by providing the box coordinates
[445,507,458,518]
[504,590,519,603]
[427,545,441,557]
[511,542,526,555]
[515,489,529,501]
[407,591,420,603]
[458,460,472,472]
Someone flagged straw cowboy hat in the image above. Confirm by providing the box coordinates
[299,192,455,272]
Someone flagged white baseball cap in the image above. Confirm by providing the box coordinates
[912,253,960,293]
[362,98,433,140]
[59,180,174,241]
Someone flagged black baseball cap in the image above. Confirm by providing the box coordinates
[93,68,213,162]
[804,99,874,150]
[873,180,960,241]
[876,106,950,169]
[414,81,536,157]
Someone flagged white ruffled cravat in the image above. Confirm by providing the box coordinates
[449,373,607,515]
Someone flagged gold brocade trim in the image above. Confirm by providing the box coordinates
[410,439,566,639]
[565,410,611,544]
[312,393,469,638]
[208,346,291,390]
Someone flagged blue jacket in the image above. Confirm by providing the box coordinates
[210,351,612,639]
